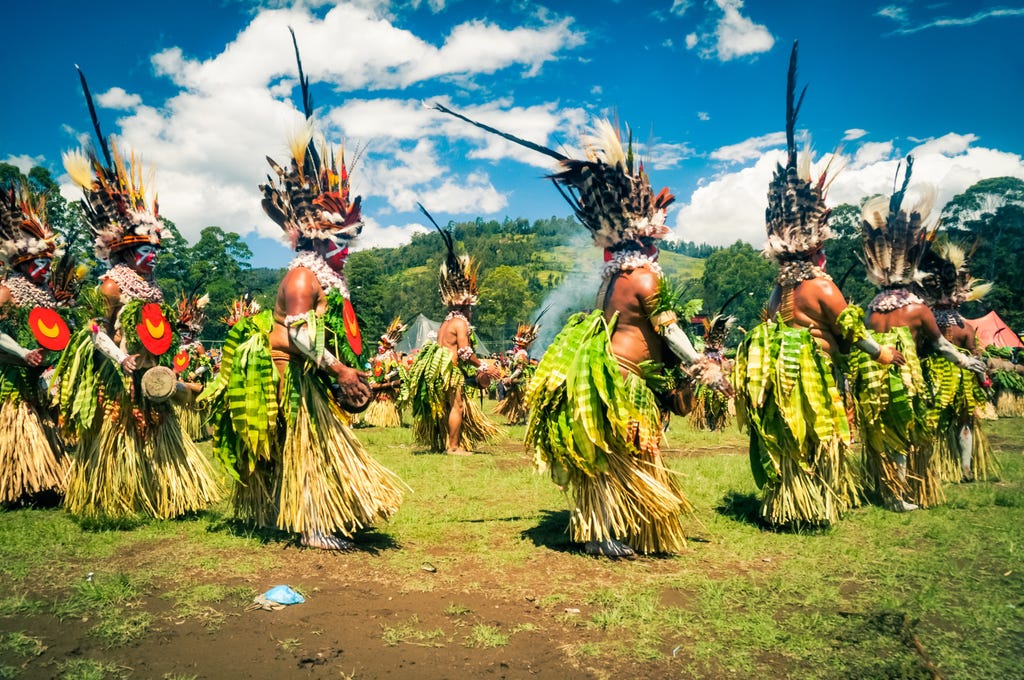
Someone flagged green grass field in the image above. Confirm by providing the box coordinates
[0,416,1021,679]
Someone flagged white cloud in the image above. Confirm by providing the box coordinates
[3,154,44,175]
[670,0,693,17]
[843,128,868,141]
[710,132,785,163]
[697,111,710,122]
[687,0,774,61]
[877,5,1024,34]
[59,3,584,248]
[96,87,142,110]
[646,142,697,170]
[673,133,1024,248]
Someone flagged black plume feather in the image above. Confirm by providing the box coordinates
[889,155,914,215]
[417,202,455,262]
[431,102,567,163]
[287,27,321,178]
[75,65,113,170]
[785,41,808,169]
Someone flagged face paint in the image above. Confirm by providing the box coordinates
[133,245,158,273]
[323,241,349,272]
[26,258,52,284]
[812,249,827,271]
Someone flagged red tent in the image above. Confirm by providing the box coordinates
[968,311,1023,348]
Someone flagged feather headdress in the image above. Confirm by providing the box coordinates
[513,322,540,349]
[918,240,991,307]
[418,203,479,306]
[176,291,210,334]
[378,316,408,351]
[260,29,362,251]
[859,156,939,289]
[763,42,839,263]
[432,103,674,250]
[223,294,261,327]
[703,314,736,354]
[0,182,59,268]
[63,68,160,263]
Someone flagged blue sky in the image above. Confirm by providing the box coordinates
[3,0,1023,268]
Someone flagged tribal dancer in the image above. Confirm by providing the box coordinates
[433,104,727,556]
[851,158,946,510]
[206,33,404,549]
[0,183,71,503]
[689,314,735,432]
[733,43,904,527]
[494,320,540,425]
[56,98,222,521]
[918,241,996,482]
[363,317,408,428]
[408,206,501,455]
[173,292,212,441]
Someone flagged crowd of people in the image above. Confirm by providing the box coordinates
[0,41,1015,558]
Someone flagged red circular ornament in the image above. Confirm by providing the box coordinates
[342,297,363,357]
[29,307,71,351]
[136,303,174,356]
[173,350,190,374]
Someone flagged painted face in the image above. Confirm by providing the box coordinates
[132,244,159,274]
[323,240,349,272]
[812,249,827,271]
[24,257,52,284]
[180,329,195,344]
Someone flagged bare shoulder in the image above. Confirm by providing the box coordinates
[628,267,661,296]
[0,285,10,307]
[99,277,121,301]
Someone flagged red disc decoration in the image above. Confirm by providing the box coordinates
[172,349,190,374]
[342,297,363,356]
[29,307,71,351]
[136,303,173,356]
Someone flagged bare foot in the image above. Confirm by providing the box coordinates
[301,532,354,551]
[584,539,636,559]
[446,448,473,456]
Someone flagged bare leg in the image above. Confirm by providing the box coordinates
[959,422,974,482]
[584,540,636,559]
[892,453,918,512]
[301,532,354,551]
[446,389,470,455]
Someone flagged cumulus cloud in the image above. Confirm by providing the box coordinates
[673,132,1024,248]
[96,87,142,110]
[3,154,45,175]
[710,132,785,163]
[686,0,774,61]
[58,2,584,250]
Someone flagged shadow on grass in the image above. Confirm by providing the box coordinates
[207,517,401,554]
[520,509,575,554]
[715,490,836,535]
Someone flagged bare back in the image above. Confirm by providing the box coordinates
[867,303,942,355]
[437,311,480,367]
[766,277,849,359]
[941,319,977,353]
[601,267,667,369]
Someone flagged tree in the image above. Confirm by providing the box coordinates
[476,265,534,348]
[700,241,777,337]
[826,203,875,309]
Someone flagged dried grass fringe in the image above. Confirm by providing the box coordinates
[761,438,855,527]
[65,401,223,520]
[362,396,402,428]
[415,384,501,452]
[494,387,528,425]
[277,369,406,536]
[0,399,69,502]
[566,446,691,555]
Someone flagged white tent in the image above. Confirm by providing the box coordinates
[395,313,491,356]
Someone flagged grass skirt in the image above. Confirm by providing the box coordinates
[925,355,998,482]
[0,385,68,503]
[65,394,223,521]
[362,394,402,428]
[494,382,529,425]
[688,383,732,431]
[850,328,942,508]
[527,311,690,554]
[175,402,209,442]
[734,321,859,527]
[410,343,500,452]
[276,364,405,536]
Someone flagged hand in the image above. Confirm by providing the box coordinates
[24,349,43,367]
[334,364,372,404]
[186,382,204,394]
[890,349,906,366]
[964,357,987,380]
[121,354,139,375]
